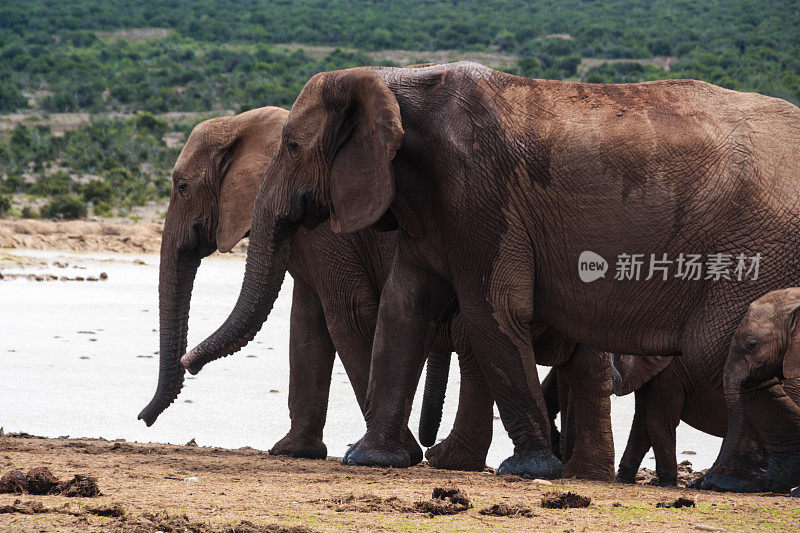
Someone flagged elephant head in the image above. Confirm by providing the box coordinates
[137,106,289,426]
[181,68,404,373]
[724,287,800,491]
[727,288,800,387]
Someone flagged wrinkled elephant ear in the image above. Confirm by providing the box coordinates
[325,69,404,234]
[783,303,800,379]
[217,152,268,252]
[215,108,288,252]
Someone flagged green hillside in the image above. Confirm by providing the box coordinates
[1,0,798,218]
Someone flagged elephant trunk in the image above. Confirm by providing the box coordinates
[418,351,451,447]
[696,360,768,491]
[138,237,201,426]
[181,210,295,375]
[713,363,750,470]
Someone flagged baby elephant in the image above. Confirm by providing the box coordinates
[610,354,728,486]
[726,288,800,492]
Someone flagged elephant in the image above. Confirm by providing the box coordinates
[725,288,800,492]
[138,106,290,428]
[137,104,614,478]
[610,354,730,486]
[175,61,800,484]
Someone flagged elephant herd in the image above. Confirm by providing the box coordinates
[137,62,800,494]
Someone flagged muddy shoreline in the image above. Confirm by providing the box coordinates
[0,434,797,532]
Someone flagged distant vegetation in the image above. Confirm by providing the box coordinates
[1,0,798,218]
[0,115,181,218]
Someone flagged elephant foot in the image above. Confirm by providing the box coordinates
[342,429,421,468]
[425,434,488,471]
[655,473,677,487]
[766,452,800,493]
[563,454,615,482]
[405,428,424,467]
[496,449,563,479]
[687,471,765,492]
[269,430,327,460]
[615,465,638,484]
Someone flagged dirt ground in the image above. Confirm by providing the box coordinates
[0,219,248,255]
[0,434,797,532]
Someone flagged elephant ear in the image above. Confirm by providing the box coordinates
[784,303,800,379]
[609,354,674,396]
[217,151,268,252]
[215,109,285,252]
[326,69,404,234]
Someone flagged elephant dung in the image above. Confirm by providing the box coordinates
[479,503,534,517]
[25,467,59,495]
[541,490,591,509]
[0,470,28,493]
[57,474,101,497]
[415,487,472,515]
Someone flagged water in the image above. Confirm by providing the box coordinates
[0,249,721,470]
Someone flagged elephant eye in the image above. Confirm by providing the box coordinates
[177,181,189,198]
[745,339,759,351]
[286,140,300,157]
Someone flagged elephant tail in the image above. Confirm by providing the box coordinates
[418,351,452,447]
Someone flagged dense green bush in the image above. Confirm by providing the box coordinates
[30,171,73,196]
[41,194,88,220]
[0,82,27,113]
[1,0,798,219]
[0,0,797,115]
[81,178,114,203]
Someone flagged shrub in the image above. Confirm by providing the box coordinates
[0,193,11,216]
[21,205,38,218]
[0,174,26,194]
[30,171,72,196]
[81,179,114,203]
[133,113,168,137]
[41,194,87,220]
[93,202,113,217]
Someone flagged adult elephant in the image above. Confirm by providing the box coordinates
[136,105,442,462]
[178,62,800,482]
[137,105,613,478]
[138,106,289,428]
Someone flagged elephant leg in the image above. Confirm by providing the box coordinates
[270,279,335,459]
[617,390,651,483]
[644,373,683,486]
[342,254,454,468]
[456,286,562,479]
[426,332,494,471]
[560,345,615,481]
[744,382,800,492]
